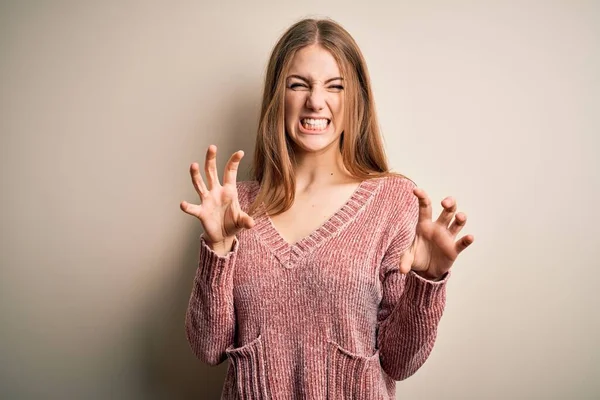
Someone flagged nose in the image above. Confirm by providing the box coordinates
[306,87,325,111]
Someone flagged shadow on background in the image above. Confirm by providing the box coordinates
[136,90,260,399]
[136,233,228,400]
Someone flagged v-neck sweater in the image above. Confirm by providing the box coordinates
[185,175,449,399]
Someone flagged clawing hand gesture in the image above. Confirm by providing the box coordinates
[180,145,255,254]
[399,188,474,280]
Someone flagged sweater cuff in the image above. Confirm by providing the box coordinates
[199,235,239,260]
[197,235,239,288]
[403,270,449,309]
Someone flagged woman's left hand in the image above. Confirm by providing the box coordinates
[399,188,474,280]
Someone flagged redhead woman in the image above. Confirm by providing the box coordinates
[180,18,474,399]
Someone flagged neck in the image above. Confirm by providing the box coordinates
[292,142,354,191]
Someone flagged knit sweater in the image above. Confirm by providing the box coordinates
[185,175,449,399]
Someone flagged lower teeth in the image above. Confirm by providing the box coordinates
[304,124,326,130]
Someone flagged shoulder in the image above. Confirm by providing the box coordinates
[373,174,418,206]
[379,174,416,191]
[235,180,259,193]
[235,180,260,208]
[368,174,419,229]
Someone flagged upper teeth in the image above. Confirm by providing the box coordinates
[302,118,328,125]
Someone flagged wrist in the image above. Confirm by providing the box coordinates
[203,234,235,256]
[413,269,443,282]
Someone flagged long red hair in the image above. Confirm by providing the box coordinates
[249,18,406,216]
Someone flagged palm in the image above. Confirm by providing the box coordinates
[196,184,243,243]
[400,188,474,280]
[180,145,254,245]
[412,220,459,273]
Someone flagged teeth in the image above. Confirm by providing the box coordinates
[301,118,329,130]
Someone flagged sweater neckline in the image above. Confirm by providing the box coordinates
[252,178,381,269]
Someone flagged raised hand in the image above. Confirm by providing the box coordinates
[399,188,474,280]
[180,145,255,254]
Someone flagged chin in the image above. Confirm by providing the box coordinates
[290,133,342,154]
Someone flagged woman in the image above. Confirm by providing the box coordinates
[180,18,473,399]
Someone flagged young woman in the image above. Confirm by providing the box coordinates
[180,18,474,399]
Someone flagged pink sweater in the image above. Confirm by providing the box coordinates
[185,175,449,399]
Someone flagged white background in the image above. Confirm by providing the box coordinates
[1,0,598,398]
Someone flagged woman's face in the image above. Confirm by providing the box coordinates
[284,44,345,154]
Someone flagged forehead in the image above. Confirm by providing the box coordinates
[287,44,341,80]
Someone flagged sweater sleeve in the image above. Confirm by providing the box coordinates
[185,235,239,366]
[376,182,450,381]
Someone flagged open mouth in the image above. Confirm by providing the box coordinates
[299,118,331,132]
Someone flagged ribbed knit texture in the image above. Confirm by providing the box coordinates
[185,175,449,399]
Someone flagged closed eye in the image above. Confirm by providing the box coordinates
[289,83,309,90]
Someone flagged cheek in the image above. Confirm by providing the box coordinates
[330,96,344,118]
[331,96,344,131]
[284,94,302,121]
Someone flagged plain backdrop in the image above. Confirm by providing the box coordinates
[1,0,599,399]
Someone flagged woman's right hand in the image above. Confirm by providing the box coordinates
[180,145,255,254]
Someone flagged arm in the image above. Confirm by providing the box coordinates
[185,235,239,366]
[376,183,449,380]
[180,146,255,366]
[377,267,448,380]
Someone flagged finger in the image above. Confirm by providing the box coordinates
[180,201,202,218]
[190,162,208,197]
[223,150,244,186]
[398,252,413,274]
[413,187,432,222]
[448,212,467,237]
[205,145,220,190]
[436,196,456,227]
[455,234,474,254]
[241,212,255,230]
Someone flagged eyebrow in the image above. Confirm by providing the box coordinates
[287,75,344,84]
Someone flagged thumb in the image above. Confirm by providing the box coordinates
[241,212,255,230]
[398,251,413,274]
